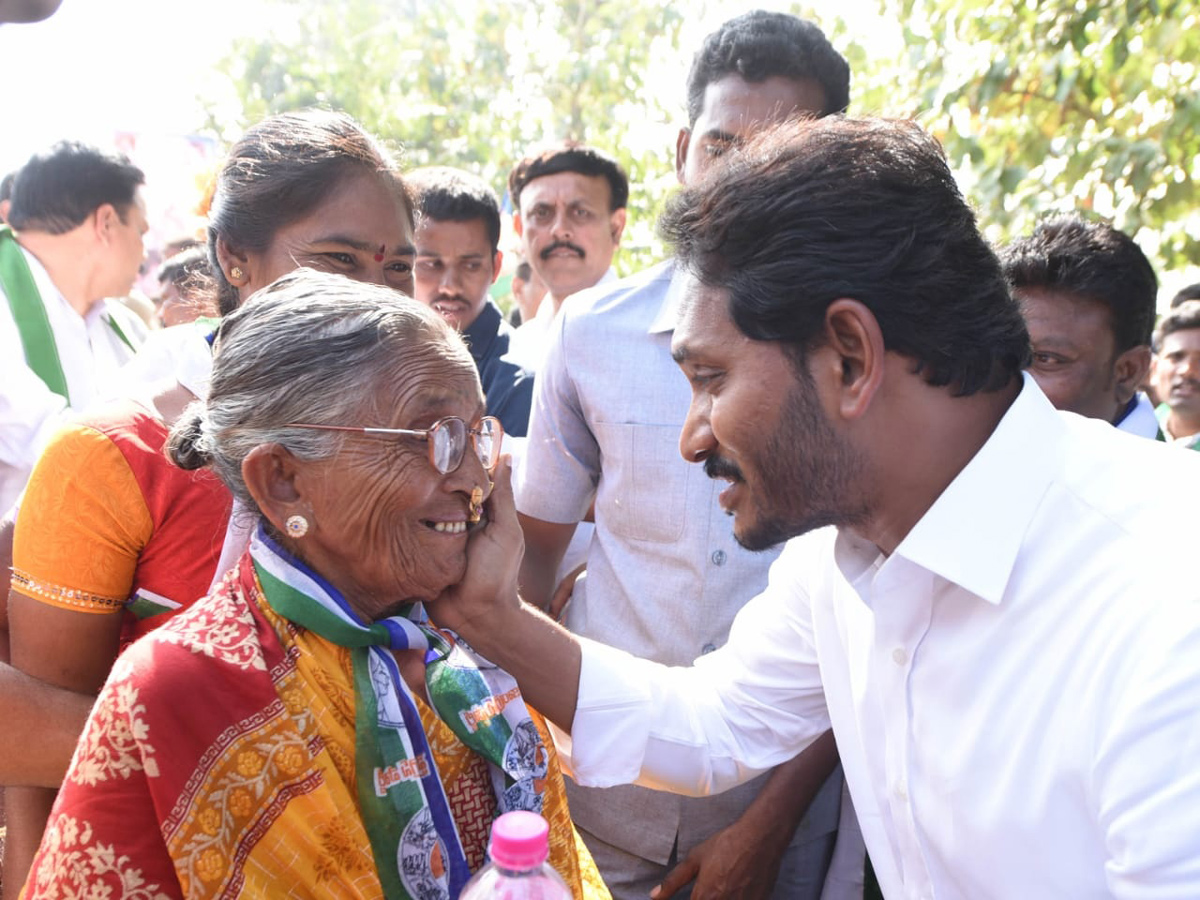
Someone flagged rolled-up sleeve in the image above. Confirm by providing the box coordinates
[562,538,833,796]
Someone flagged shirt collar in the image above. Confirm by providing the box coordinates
[887,373,1063,605]
[1114,392,1161,440]
[648,261,684,335]
[18,243,100,322]
[461,299,502,362]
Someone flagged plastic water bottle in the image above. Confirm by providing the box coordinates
[460,811,574,899]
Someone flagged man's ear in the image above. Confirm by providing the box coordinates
[491,249,504,286]
[241,443,307,537]
[675,127,692,184]
[820,299,885,421]
[92,203,119,243]
[215,234,251,288]
[609,207,627,245]
[1113,344,1152,405]
[512,212,524,239]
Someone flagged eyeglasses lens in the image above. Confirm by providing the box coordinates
[431,418,467,474]
[476,418,500,470]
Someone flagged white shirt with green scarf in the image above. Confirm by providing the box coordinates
[0,243,145,513]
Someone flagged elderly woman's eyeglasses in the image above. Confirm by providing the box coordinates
[282,416,503,475]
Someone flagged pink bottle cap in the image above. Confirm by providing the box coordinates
[489,811,550,869]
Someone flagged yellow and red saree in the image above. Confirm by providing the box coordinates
[23,529,607,900]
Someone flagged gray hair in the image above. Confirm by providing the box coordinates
[168,268,470,512]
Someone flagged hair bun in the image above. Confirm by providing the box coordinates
[166,411,212,470]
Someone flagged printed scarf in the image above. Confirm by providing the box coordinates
[250,526,547,899]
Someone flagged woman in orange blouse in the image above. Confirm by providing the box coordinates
[2,109,418,896]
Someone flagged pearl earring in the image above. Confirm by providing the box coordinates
[285,515,309,538]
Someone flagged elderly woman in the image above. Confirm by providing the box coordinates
[2,110,416,895]
[20,270,607,900]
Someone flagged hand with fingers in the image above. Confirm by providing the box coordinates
[549,564,586,622]
[650,818,788,900]
[434,456,524,640]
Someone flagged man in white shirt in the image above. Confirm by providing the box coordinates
[1001,216,1162,438]
[1151,300,1200,449]
[439,116,1200,899]
[0,141,149,511]
[504,142,627,372]
[515,12,857,900]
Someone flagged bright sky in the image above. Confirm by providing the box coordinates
[0,0,273,172]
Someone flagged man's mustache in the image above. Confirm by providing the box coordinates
[704,455,745,483]
[541,240,585,261]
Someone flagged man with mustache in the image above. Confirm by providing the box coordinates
[444,115,1200,899]
[1151,300,1200,449]
[1000,216,1161,438]
[512,13,857,900]
[409,167,534,437]
[504,142,627,373]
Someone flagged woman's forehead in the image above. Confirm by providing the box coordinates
[374,357,484,421]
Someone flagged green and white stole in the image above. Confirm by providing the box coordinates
[251,526,546,900]
[0,224,69,400]
[0,225,138,403]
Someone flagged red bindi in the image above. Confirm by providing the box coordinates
[374,243,385,263]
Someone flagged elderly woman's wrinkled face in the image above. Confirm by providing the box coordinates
[243,169,416,297]
[298,348,491,618]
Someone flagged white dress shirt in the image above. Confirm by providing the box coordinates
[0,246,144,512]
[564,375,1200,899]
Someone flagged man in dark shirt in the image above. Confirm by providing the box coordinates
[408,167,534,437]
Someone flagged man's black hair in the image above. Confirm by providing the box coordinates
[661,117,1030,396]
[1155,300,1200,351]
[0,170,16,203]
[7,141,144,234]
[408,166,501,252]
[507,141,628,213]
[686,11,850,125]
[157,246,211,291]
[1170,283,1200,309]
[515,260,533,281]
[1000,216,1158,352]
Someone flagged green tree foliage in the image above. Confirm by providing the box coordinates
[208,0,1200,280]
[841,0,1200,271]
[208,0,686,272]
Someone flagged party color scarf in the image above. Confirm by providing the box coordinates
[250,527,547,900]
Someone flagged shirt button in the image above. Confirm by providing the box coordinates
[892,647,908,666]
[701,643,717,654]
[895,781,908,802]
[711,550,727,566]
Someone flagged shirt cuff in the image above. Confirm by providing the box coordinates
[565,637,655,787]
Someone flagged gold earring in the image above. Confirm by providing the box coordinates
[230,266,244,281]
[285,514,309,537]
[468,486,484,524]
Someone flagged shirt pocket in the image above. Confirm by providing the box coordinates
[591,421,689,544]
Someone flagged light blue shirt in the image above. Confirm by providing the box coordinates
[514,262,842,866]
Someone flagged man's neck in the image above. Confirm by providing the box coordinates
[1165,407,1200,441]
[545,292,568,316]
[16,231,101,317]
[857,370,1023,556]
